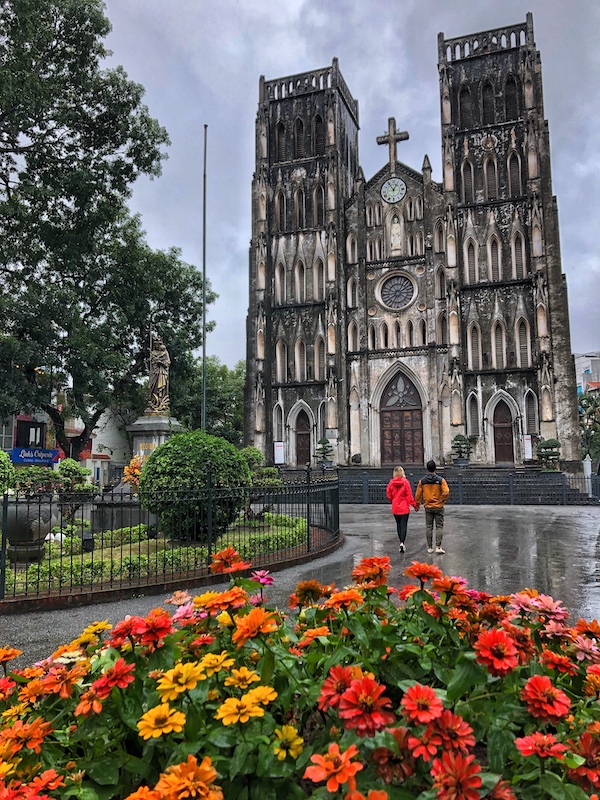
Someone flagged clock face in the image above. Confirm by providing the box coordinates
[381,177,407,204]
[380,275,414,309]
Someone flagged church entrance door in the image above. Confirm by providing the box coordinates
[296,410,311,467]
[493,400,514,463]
[380,373,423,465]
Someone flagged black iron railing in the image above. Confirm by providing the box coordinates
[0,474,340,602]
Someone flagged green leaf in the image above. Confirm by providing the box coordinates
[261,647,275,684]
[539,772,570,800]
[486,727,516,772]
[209,727,239,748]
[83,758,120,786]
[229,741,254,779]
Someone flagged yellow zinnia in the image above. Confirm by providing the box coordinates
[137,704,186,740]
[273,725,304,760]
[199,651,235,676]
[245,685,278,706]
[214,696,264,725]
[224,666,260,689]
[157,661,206,701]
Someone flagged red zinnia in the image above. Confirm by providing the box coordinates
[108,616,140,648]
[401,683,443,724]
[92,657,136,699]
[318,665,357,712]
[539,647,578,675]
[372,727,415,784]
[434,709,475,753]
[408,724,443,761]
[131,608,174,647]
[515,732,568,759]
[520,674,571,722]
[431,750,482,800]
[487,779,517,800]
[567,732,600,791]
[473,627,519,677]
[338,676,396,737]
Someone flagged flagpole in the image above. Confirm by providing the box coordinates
[201,124,208,431]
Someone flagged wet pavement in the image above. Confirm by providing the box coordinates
[2,504,600,667]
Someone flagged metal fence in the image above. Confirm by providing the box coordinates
[0,473,340,604]
[337,469,600,506]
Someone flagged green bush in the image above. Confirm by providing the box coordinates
[139,430,251,542]
[14,466,62,497]
[93,524,149,548]
[0,450,15,494]
[537,437,561,470]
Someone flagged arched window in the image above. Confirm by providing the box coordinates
[295,339,306,382]
[462,161,474,204]
[467,394,480,436]
[276,191,286,231]
[517,319,530,367]
[416,196,423,219]
[407,234,414,256]
[314,258,325,301]
[407,197,414,221]
[294,118,305,159]
[314,185,325,226]
[273,404,283,442]
[348,321,358,351]
[368,325,375,350]
[436,268,446,299]
[347,276,358,308]
[485,157,497,199]
[438,313,448,345]
[276,122,285,162]
[508,152,521,196]
[466,240,477,284]
[459,86,472,128]
[315,337,326,380]
[275,262,286,305]
[513,232,526,278]
[505,76,519,120]
[489,237,500,281]
[525,391,538,434]
[313,114,325,155]
[374,203,382,225]
[367,239,373,261]
[434,221,445,253]
[420,319,427,345]
[407,320,414,347]
[394,321,402,347]
[295,189,305,229]
[366,204,373,227]
[482,81,495,124]
[276,339,287,383]
[346,234,357,263]
[493,321,506,368]
[469,324,481,370]
[381,323,389,349]
[295,262,305,302]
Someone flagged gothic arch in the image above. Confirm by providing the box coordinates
[511,231,526,278]
[369,364,429,466]
[434,220,445,253]
[275,262,286,305]
[492,320,506,369]
[515,317,531,367]
[483,391,520,464]
[462,160,475,203]
[347,276,358,308]
[464,238,478,284]
[294,261,305,302]
[484,156,498,200]
[313,185,325,226]
[467,321,482,370]
[314,336,326,381]
[313,258,325,301]
[348,320,359,351]
[287,401,315,467]
[524,389,539,434]
[346,233,357,263]
[295,338,307,381]
[436,267,446,299]
[275,338,287,383]
[466,391,480,436]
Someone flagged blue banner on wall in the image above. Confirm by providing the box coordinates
[9,448,61,465]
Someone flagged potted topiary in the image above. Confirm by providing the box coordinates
[315,437,335,468]
[3,465,61,563]
[537,437,561,471]
[451,433,472,466]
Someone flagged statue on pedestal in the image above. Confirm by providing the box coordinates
[147,335,170,413]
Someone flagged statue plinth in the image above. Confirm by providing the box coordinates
[127,413,182,462]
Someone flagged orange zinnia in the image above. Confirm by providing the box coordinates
[324,588,364,610]
[232,608,278,647]
[304,742,363,793]
[0,648,22,664]
[155,754,223,800]
[1,717,53,753]
[41,664,87,699]
[351,556,391,587]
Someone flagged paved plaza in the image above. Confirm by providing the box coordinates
[2,504,600,667]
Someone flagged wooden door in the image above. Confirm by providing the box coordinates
[296,410,311,467]
[493,400,514,463]
[380,373,423,465]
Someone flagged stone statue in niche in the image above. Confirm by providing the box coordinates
[390,215,402,254]
[147,335,171,413]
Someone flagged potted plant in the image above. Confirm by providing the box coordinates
[451,433,472,466]
[537,437,561,471]
[3,466,62,563]
[315,437,335,468]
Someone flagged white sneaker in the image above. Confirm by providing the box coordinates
[436,547,445,554]
[399,543,405,552]
[427,547,433,553]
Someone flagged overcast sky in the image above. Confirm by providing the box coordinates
[102,0,599,367]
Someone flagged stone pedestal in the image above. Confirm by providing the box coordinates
[126,414,182,462]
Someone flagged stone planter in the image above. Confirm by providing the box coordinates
[1,496,59,563]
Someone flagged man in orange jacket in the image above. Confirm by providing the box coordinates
[415,460,450,554]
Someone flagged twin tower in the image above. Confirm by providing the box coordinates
[244,14,579,470]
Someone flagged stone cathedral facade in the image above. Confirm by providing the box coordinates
[244,14,580,469]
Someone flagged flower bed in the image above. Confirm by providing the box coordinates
[0,552,599,799]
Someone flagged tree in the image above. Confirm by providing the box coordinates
[173,357,245,447]
[579,392,600,461]
[0,0,216,458]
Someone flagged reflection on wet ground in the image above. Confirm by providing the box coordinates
[2,504,600,666]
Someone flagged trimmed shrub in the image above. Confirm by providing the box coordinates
[0,450,15,494]
[139,430,251,542]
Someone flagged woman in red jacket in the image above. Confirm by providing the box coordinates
[386,465,419,553]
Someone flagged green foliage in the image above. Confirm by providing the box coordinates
[13,466,62,497]
[579,392,600,461]
[537,437,561,470]
[451,434,472,459]
[139,430,251,542]
[0,450,15,493]
[315,438,334,463]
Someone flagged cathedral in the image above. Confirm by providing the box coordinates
[244,14,580,470]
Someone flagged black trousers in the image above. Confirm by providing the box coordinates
[394,513,409,544]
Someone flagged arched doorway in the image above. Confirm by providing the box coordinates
[296,410,311,467]
[493,400,514,463]
[380,373,423,465]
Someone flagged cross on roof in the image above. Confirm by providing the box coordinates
[376,117,409,175]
